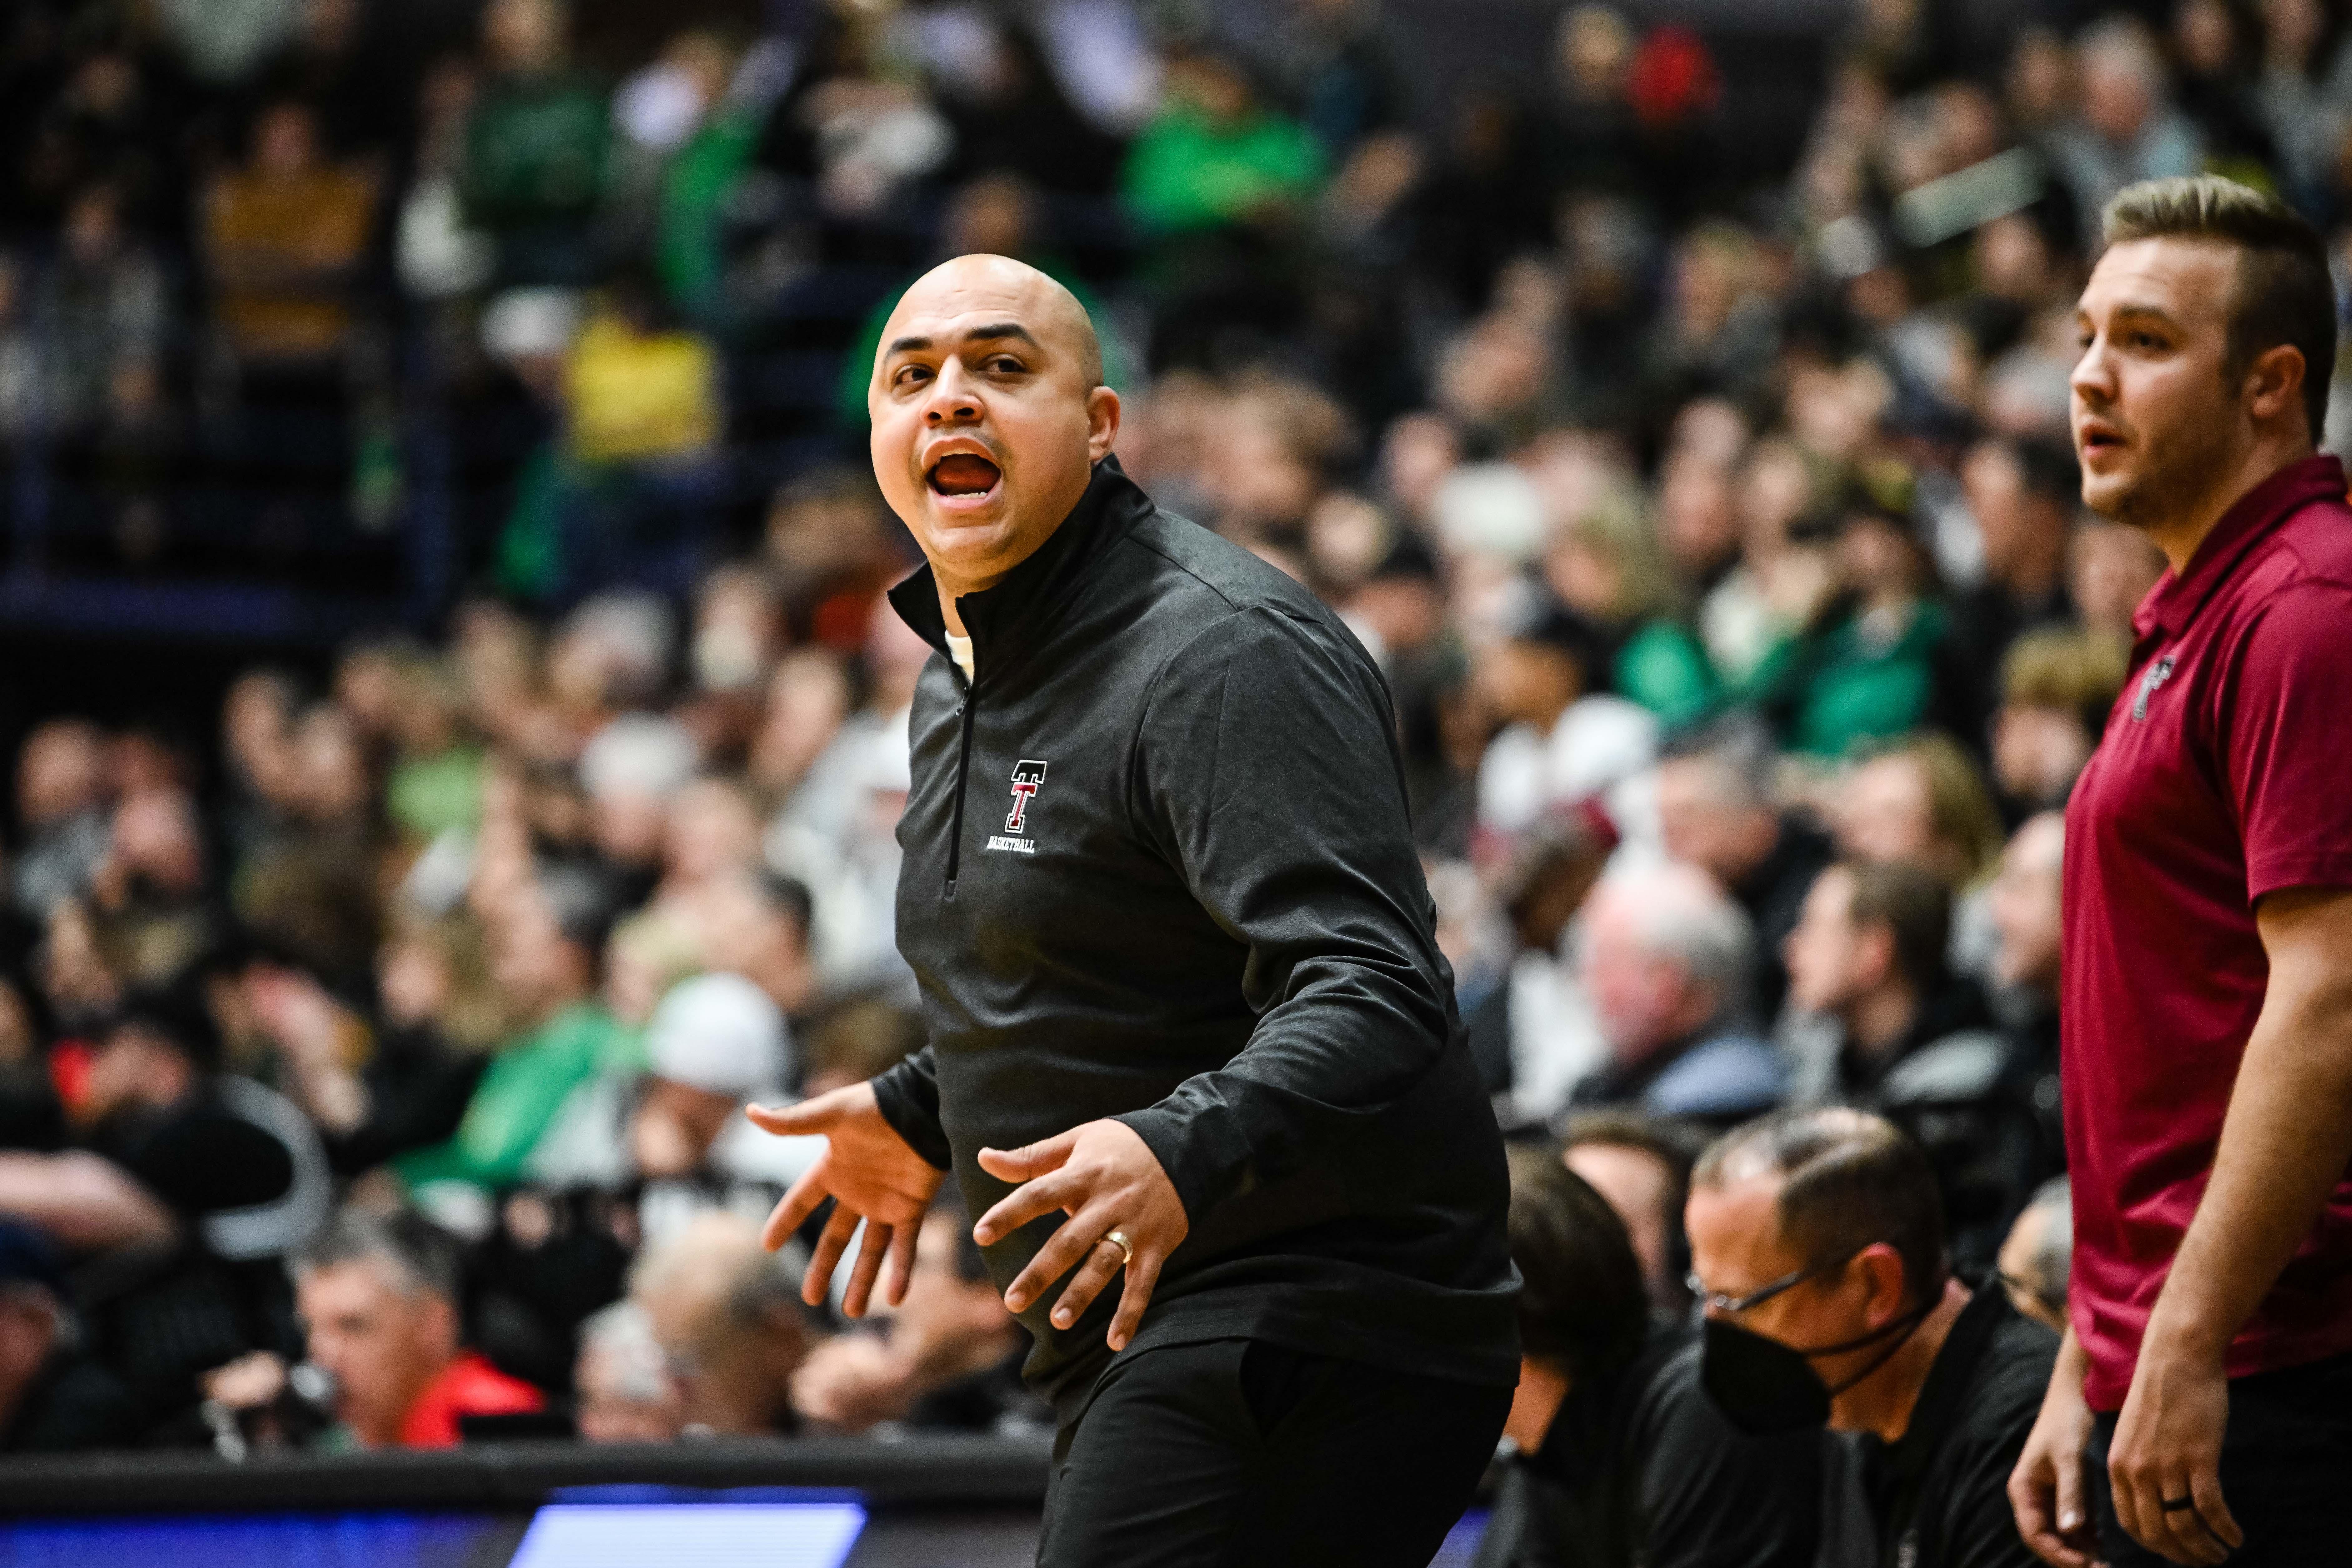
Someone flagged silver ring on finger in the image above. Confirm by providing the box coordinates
[1099,1227,1134,1266]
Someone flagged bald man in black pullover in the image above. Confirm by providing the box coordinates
[750,255,1518,1567]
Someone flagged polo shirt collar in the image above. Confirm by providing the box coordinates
[2137,453,2347,643]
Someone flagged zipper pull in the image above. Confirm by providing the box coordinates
[943,683,977,902]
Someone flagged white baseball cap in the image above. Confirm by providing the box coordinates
[644,972,788,1098]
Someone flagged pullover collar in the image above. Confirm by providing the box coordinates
[888,456,1155,684]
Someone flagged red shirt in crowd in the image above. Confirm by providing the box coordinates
[396,1351,545,1448]
[2061,453,2352,1412]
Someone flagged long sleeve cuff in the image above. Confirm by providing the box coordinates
[1115,1085,1260,1225]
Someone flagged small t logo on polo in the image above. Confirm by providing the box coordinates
[2131,653,2179,721]
[1004,759,1048,833]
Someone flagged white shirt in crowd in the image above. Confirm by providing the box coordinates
[1475,694,1658,840]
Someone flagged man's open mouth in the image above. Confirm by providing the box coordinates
[927,454,1002,497]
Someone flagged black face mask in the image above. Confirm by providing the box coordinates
[1700,1302,1935,1435]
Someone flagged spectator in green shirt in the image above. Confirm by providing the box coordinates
[1743,486,1946,758]
[1123,47,1327,377]
[1545,490,1722,728]
[461,0,610,288]
[1122,47,1325,235]
[395,869,637,1192]
[383,658,485,844]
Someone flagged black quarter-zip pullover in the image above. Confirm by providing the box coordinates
[868,458,1518,1414]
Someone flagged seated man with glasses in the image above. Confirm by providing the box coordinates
[1475,1146,1825,1568]
[1685,1108,2056,1568]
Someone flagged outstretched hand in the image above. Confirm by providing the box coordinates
[974,1120,1187,1353]
[749,1082,944,1318]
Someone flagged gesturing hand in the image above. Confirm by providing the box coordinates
[974,1120,1187,1353]
[2108,1338,2242,1566]
[749,1082,945,1318]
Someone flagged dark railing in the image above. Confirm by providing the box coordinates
[0,1434,1054,1518]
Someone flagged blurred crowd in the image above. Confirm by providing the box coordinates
[0,0,2342,1462]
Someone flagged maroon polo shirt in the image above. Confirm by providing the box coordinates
[2062,453,2352,1412]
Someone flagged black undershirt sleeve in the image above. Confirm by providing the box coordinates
[869,1044,954,1171]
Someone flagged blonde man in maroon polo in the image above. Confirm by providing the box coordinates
[2006,176,2352,1568]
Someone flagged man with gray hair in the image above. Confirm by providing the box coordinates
[1569,862,1784,1125]
[1657,714,1833,1021]
[631,1211,813,1437]
[573,1300,684,1443]
[2000,1177,2073,1337]
[2049,19,2203,246]
[287,1207,542,1448]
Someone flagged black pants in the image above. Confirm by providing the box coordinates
[1036,1337,1513,1568]
[2089,1350,2352,1566]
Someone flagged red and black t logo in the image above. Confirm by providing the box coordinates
[1006,759,1048,833]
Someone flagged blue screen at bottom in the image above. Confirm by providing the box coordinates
[0,1511,510,1568]
[0,1502,869,1568]
[510,1502,866,1568]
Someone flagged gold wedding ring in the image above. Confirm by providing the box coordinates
[1100,1228,1134,1266]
